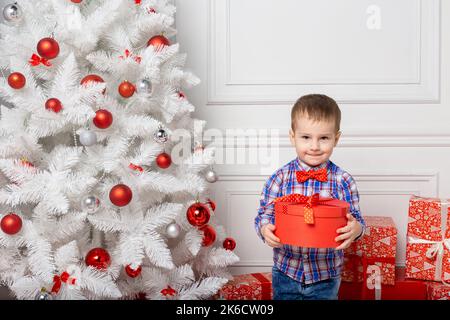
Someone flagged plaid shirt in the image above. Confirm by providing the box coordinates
[255,158,365,284]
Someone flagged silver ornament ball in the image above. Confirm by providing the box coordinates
[81,195,100,214]
[166,223,181,238]
[154,128,168,143]
[136,79,152,94]
[3,3,23,23]
[79,130,97,146]
[35,290,53,300]
[205,169,218,183]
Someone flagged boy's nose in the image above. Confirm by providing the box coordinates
[310,140,320,150]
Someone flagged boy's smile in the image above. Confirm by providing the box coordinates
[289,114,341,167]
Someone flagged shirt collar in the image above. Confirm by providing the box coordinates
[295,157,330,172]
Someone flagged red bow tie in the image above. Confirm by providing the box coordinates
[296,168,328,183]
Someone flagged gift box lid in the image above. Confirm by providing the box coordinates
[276,198,349,218]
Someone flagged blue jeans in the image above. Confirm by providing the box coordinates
[272,266,341,300]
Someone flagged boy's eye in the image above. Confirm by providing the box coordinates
[321,137,329,140]
[301,136,310,139]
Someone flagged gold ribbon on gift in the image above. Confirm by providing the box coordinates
[407,199,450,286]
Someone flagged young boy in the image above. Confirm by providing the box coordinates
[254,94,366,300]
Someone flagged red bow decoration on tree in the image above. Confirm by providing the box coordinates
[29,54,52,67]
[296,168,328,183]
[51,271,77,294]
[273,193,320,224]
[129,163,143,173]
[161,285,177,297]
[119,49,142,64]
[135,0,141,4]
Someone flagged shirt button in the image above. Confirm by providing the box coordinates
[303,254,308,259]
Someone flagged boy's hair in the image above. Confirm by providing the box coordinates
[291,94,341,132]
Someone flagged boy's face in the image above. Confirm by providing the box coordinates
[289,114,341,167]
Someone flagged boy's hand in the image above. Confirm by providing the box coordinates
[261,224,283,248]
[335,214,363,250]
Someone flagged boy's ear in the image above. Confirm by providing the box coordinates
[289,128,295,146]
[334,131,342,146]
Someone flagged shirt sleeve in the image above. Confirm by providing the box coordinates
[254,170,283,242]
[339,172,366,241]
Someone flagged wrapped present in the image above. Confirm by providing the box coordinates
[273,193,348,248]
[405,195,450,283]
[215,272,272,300]
[426,282,450,300]
[339,267,427,300]
[342,216,397,285]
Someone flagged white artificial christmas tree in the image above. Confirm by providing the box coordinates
[0,0,238,300]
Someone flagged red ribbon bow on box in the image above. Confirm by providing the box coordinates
[296,168,328,183]
[51,271,77,294]
[29,54,52,67]
[272,193,321,224]
[161,285,177,297]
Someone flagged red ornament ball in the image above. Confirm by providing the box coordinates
[109,184,133,207]
[125,264,142,278]
[45,98,63,113]
[200,225,216,247]
[81,74,105,94]
[70,0,83,3]
[8,72,26,89]
[85,248,111,270]
[37,38,60,60]
[93,109,113,129]
[1,213,22,235]
[206,198,216,211]
[186,203,210,227]
[156,152,171,169]
[223,237,236,251]
[118,81,135,98]
[147,35,170,49]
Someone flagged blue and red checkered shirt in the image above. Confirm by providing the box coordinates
[255,158,365,284]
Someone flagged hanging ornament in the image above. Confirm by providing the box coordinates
[1,213,22,235]
[70,0,83,3]
[154,127,168,144]
[161,286,177,297]
[109,184,133,207]
[166,222,181,238]
[205,168,218,183]
[51,271,77,294]
[186,202,210,227]
[136,79,152,94]
[200,225,216,247]
[35,288,53,300]
[93,109,113,129]
[7,72,26,89]
[134,0,141,4]
[2,3,23,23]
[223,237,236,251]
[125,265,142,278]
[45,98,63,113]
[118,81,135,98]
[178,91,186,99]
[81,195,100,214]
[206,198,216,211]
[78,129,97,146]
[29,54,51,67]
[85,248,111,270]
[80,74,105,94]
[156,152,171,169]
[147,35,170,50]
[37,38,60,60]
[129,163,144,173]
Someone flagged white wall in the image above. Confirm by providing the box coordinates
[176,0,450,275]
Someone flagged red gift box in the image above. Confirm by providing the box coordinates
[405,195,450,283]
[426,282,450,300]
[339,267,427,300]
[274,194,348,248]
[342,216,397,285]
[215,273,272,300]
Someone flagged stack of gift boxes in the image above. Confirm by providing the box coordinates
[215,195,450,300]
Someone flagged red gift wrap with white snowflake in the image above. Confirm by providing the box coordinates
[342,216,397,285]
[215,272,272,300]
[405,196,450,283]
